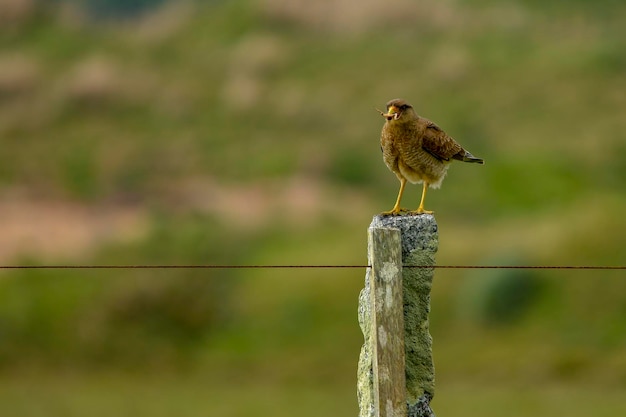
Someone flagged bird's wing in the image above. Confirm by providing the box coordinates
[420,119,464,161]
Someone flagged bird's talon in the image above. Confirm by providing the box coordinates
[380,208,410,216]
[409,209,433,215]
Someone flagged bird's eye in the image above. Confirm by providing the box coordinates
[401,104,410,110]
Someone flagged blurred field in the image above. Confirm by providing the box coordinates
[0,0,625,416]
[2,372,626,417]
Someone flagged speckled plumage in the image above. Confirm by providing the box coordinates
[380,98,484,214]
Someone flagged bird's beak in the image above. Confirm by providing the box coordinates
[383,105,401,121]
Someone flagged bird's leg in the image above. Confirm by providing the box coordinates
[381,177,407,215]
[413,181,433,215]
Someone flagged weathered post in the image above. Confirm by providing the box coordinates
[367,226,406,417]
[358,214,438,417]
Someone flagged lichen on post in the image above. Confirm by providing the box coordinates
[358,214,438,417]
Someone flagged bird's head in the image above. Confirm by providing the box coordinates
[378,99,415,123]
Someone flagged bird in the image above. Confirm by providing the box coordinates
[378,98,484,215]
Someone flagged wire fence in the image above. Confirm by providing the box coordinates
[0,264,624,270]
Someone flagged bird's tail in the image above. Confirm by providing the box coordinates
[459,151,484,164]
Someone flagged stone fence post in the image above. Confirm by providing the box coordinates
[358,214,438,417]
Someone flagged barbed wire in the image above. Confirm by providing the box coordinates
[0,265,623,270]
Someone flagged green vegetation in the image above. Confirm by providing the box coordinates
[0,0,625,415]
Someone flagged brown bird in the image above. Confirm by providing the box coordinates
[379,98,484,215]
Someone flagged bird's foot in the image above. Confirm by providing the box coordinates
[380,207,410,216]
[409,208,434,215]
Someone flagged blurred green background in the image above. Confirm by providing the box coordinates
[0,0,625,415]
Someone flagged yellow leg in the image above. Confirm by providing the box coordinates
[381,177,407,215]
[413,182,433,214]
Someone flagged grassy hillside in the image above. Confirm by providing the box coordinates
[0,0,625,416]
